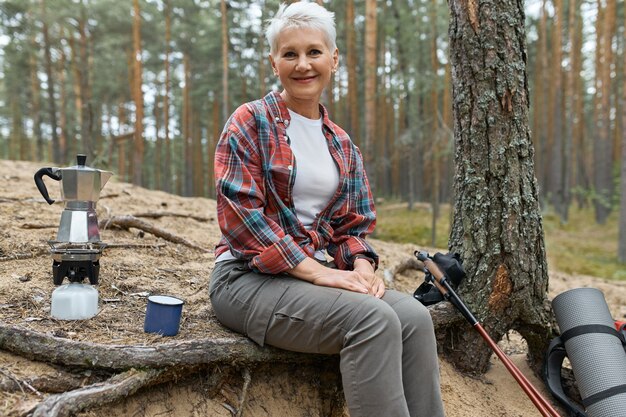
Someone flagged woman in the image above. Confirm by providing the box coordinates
[210,2,445,416]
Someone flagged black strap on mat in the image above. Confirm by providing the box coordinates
[560,324,626,345]
[544,325,626,417]
[543,336,587,417]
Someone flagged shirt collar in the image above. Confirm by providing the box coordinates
[267,91,338,136]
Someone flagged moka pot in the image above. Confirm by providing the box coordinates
[34,155,113,320]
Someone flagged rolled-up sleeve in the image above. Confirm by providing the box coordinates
[215,109,308,274]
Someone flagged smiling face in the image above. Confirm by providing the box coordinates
[269,26,338,118]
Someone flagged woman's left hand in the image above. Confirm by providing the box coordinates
[353,258,385,298]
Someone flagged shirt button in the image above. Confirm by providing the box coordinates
[288,165,293,171]
[284,119,290,128]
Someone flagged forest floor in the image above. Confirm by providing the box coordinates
[1,158,625,417]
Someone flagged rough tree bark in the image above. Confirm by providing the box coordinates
[364,0,377,180]
[447,0,553,373]
[617,4,626,264]
[131,0,145,187]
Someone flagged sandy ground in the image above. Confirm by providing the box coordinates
[0,158,624,417]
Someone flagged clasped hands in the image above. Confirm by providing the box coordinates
[310,259,386,298]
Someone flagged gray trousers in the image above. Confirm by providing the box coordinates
[209,260,445,417]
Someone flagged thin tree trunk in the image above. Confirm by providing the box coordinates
[10,96,24,161]
[192,111,203,196]
[221,0,229,124]
[430,0,440,242]
[593,0,616,224]
[346,0,359,142]
[41,0,60,163]
[258,1,267,96]
[77,9,92,159]
[154,94,162,191]
[69,35,83,160]
[183,52,193,197]
[534,0,549,203]
[548,0,564,218]
[561,0,579,223]
[448,0,552,373]
[132,0,145,186]
[618,4,626,263]
[117,102,127,182]
[57,31,68,164]
[29,40,42,161]
[163,0,172,193]
[572,1,587,207]
[364,0,377,182]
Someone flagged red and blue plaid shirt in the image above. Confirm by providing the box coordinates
[214,92,378,274]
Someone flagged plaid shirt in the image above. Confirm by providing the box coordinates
[214,92,378,274]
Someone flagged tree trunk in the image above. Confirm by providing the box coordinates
[29,42,42,162]
[593,0,616,224]
[430,0,440,243]
[562,0,579,224]
[364,0,377,181]
[619,5,626,263]
[548,0,565,220]
[163,0,172,193]
[41,0,61,164]
[448,0,552,373]
[533,0,549,204]
[572,1,587,208]
[57,30,68,164]
[154,94,162,191]
[69,35,83,160]
[221,0,229,125]
[77,9,92,159]
[346,0,359,142]
[183,52,193,197]
[132,0,145,186]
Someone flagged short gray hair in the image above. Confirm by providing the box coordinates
[265,2,337,56]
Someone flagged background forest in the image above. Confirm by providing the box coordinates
[0,0,625,261]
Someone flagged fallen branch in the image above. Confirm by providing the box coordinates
[20,223,57,230]
[0,251,47,262]
[99,215,211,253]
[30,368,164,417]
[104,242,167,250]
[133,211,212,223]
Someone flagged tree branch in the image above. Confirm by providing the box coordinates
[132,211,213,222]
[99,215,211,253]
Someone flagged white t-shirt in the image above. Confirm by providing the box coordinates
[287,109,340,231]
[215,109,340,263]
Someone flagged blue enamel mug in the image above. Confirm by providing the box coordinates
[144,295,184,336]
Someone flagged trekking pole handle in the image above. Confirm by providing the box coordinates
[416,251,479,326]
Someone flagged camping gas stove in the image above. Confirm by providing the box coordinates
[48,241,107,285]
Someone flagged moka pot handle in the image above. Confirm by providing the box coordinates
[34,168,61,205]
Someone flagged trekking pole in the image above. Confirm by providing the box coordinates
[415,251,563,417]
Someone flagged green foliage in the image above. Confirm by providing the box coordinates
[376,203,625,281]
[374,201,451,249]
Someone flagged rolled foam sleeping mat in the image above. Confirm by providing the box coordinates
[552,288,626,417]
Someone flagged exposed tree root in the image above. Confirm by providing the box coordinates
[0,323,328,371]
[29,368,164,417]
[99,215,212,253]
